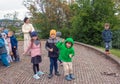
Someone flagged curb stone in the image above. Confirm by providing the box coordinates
[75,41,120,67]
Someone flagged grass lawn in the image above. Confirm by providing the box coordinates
[95,46,120,58]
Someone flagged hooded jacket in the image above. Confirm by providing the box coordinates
[56,38,75,62]
[0,34,7,54]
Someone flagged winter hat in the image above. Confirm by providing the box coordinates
[50,29,56,36]
[3,29,9,35]
[30,31,37,37]
[56,31,62,37]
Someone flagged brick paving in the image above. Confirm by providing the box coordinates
[0,41,120,84]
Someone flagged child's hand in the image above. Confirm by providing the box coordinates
[69,54,73,58]
[14,46,16,48]
[62,39,65,42]
[10,51,13,56]
[49,48,53,52]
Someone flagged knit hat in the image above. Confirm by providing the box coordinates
[50,29,56,36]
[30,31,37,37]
[3,29,9,35]
[56,31,62,37]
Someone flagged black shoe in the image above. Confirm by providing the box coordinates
[55,72,61,76]
[48,74,53,79]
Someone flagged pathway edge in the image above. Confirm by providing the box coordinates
[75,42,120,67]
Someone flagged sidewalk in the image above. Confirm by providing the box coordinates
[0,41,119,84]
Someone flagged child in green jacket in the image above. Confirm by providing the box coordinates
[56,37,75,81]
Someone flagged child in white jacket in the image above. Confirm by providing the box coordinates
[1,33,13,63]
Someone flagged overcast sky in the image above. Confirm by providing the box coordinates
[0,0,29,20]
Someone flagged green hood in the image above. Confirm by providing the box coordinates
[64,38,74,47]
[56,37,75,62]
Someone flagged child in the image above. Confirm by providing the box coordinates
[0,33,10,67]
[23,31,44,80]
[102,23,112,54]
[56,38,75,81]
[1,33,13,63]
[6,31,13,62]
[45,29,60,79]
[9,31,19,62]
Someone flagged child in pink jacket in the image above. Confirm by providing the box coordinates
[23,31,44,80]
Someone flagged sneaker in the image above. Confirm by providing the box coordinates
[65,75,72,81]
[6,65,10,68]
[48,74,53,79]
[55,72,61,76]
[37,71,44,76]
[69,74,75,80]
[33,74,40,79]
[105,50,110,55]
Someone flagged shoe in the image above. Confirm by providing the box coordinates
[37,71,44,76]
[69,74,75,80]
[5,64,10,67]
[105,50,110,55]
[55,72,61,76]
[6,65,10,68]
[48,74,53,79]
[65,75,72,81]
[33,74,40,79]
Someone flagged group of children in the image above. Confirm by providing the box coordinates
[23,30,75,81]
[22,23,112,81]
[0,22,112,81]
[0,29,19,67]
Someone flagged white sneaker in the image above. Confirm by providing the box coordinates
[37,71,44,76]
[33,74,40,79]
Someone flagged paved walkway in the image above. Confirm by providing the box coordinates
[0,41,120,84]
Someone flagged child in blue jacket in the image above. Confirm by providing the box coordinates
[0,33,10,67]
[102,23,112,54]
[9,31,19,62]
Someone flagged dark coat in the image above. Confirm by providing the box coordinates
[10,35,18,48]
[102,29,112,42]
[45,38,59,57]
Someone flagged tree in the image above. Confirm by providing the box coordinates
[23,0,72,38]
[70,0,120,45]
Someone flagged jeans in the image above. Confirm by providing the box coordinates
[49,57,58,74]
[105,42,111,51]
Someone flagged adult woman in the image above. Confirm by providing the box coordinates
[22,17,35,51]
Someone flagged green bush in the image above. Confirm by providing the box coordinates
[70,0,120,46]
[16,34,24,41]
[112,30,120,49]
